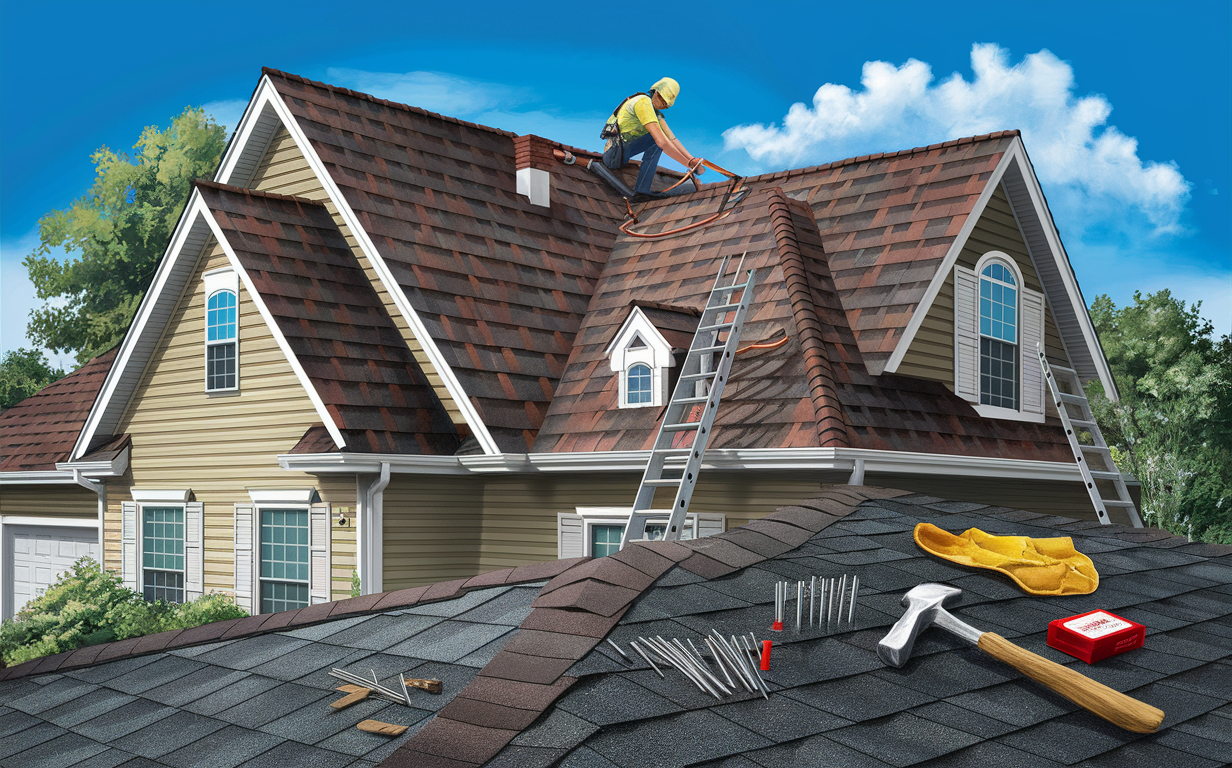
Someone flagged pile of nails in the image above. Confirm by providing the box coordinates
[773,574,859,632]
[607,632,769,701]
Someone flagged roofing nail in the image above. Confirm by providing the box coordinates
[828,578,837,625]
[848,576,859,624]
[676,638,730,697]
[740,635,770,700]
[838,575,847,624]
[810,575,817,627]
[399,674,413,707]
[606,638,631,663]
[713,631,755,692]
[630,640,664,678]
[796,581,804,631]
[705,637,738,690]
[728,634,759,692]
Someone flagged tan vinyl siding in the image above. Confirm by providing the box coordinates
[104,241,357,598]
[0,486,98,519]
[248,127,466,429]
[898,184,1072,385]
[382,472,843,587]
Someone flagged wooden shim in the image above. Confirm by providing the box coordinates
[330,689,370,710]
[335,684,368,694]
[357,719,408,736]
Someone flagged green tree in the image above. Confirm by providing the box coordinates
[24,107,227,365]
[0,348,65,411]
[1086,290,1232,542]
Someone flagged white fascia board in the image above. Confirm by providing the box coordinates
[221,77,500,455]
[883,149,1015,375]
[1001,137,1118,400]
[248,488,318,505]
[0,516,100,528]
[198,197,347,449]
[130,488,191,503]
[72,189,214,460]
[276,445,1083,483]
[0,471,79,486]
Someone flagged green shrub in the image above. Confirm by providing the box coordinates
[1,557,246,667]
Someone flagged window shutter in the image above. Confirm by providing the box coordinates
[185,502,205,599]
[121,501,138,591]
[310,503,331,604]
[234,504,254,612]
[558,514,584,559]
[696,513,726,539]
[1021,287,1046,416]
[953,265,979,402]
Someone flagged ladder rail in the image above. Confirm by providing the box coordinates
[622,254,757,548]
[1037,344,1143,528]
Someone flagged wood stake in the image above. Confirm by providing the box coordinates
[330,688,370,710]
[357,719,408,736]
[402,677,443,694]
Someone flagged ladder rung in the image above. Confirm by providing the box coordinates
[673,396,710,405]
[1089,470,1122,480]
[691,344,728,354]
[679,371,716,381]
[643,479,682,487]
[1101,500,1136,507]
[652,448,690,454]
[1078,444,1110,453]
[1068,419,1098,429]
[1058,393,1087,404]
[705,302,742,313]
[696,322,734,332]
[663,422,702,432]
[1050,365,1078,377]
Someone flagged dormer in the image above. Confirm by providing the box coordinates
[605,306,681,409]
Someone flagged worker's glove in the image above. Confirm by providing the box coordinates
[689,157,707,175]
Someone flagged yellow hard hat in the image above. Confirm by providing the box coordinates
[651,77,680,107]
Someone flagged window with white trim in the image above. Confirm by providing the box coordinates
[123,490,203,604]
[260,508,310,613]
[606,309,677,409]
[979,259,1018,409]
[142,506,185,602]
[204,268,239,392]
[953,252,1047,422]
[559,508,721,559]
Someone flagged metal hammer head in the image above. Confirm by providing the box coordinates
[877,583,963,668]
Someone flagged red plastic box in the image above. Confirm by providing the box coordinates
[1047,609,1145,663]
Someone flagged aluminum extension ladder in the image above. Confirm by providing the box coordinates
[621,255,757,548]
[1037,344,1143,528]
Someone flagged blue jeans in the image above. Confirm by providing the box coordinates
[603,132,662,194]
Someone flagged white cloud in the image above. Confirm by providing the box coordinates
[326,68,533,116]
[723,44,1191,235]
[201,99,249,137]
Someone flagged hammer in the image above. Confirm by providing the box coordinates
[878,583,1164,733]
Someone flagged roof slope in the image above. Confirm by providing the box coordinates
[265,69,639,452]
[536,184,1074,461]
[0,347,117,472]
[747,132,1019,374]
[4,489,1228,767]
[199,181,460,454]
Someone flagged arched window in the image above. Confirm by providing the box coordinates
[979,260,1017,409]
[626,363,652,405]
[206,289,238,391]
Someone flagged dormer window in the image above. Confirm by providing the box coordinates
[204,268,239,393]
[606,308,679,409]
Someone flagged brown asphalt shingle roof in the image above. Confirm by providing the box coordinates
[0,347,117,472]
[198,180,460,454]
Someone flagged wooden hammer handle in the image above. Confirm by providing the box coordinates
[978,633,1164,733]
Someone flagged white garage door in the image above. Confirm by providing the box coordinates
[8,525,100,616]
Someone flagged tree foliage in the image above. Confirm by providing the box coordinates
[0,348,65,411]
[24,108,228,365]
[1085,290,1232,542]
[0,557,246,667]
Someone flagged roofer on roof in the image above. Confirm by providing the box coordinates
[601,77,705,201]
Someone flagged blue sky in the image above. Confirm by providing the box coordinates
[2,1,1228,368]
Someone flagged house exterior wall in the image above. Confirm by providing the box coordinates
[247,126,467,431]
[897,185,1071,386]
[103,240,358,599]
[0,486,98,519]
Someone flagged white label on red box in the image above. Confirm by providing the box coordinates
[1063,611,1132,639]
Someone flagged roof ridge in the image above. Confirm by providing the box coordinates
[193,178,327,207]
[764,188,851,448]
[630,299,702,317]
[262,67,521,139]
[742,129,1022,184]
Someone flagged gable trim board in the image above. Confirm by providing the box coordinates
[72,190,348,459]
[214,75,501,455]
[279,445,1090,483]
[881,137,1117,400]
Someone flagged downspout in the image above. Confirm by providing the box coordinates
[361,463,390,595]
[72,470,106,567]
[847,458,866,486]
